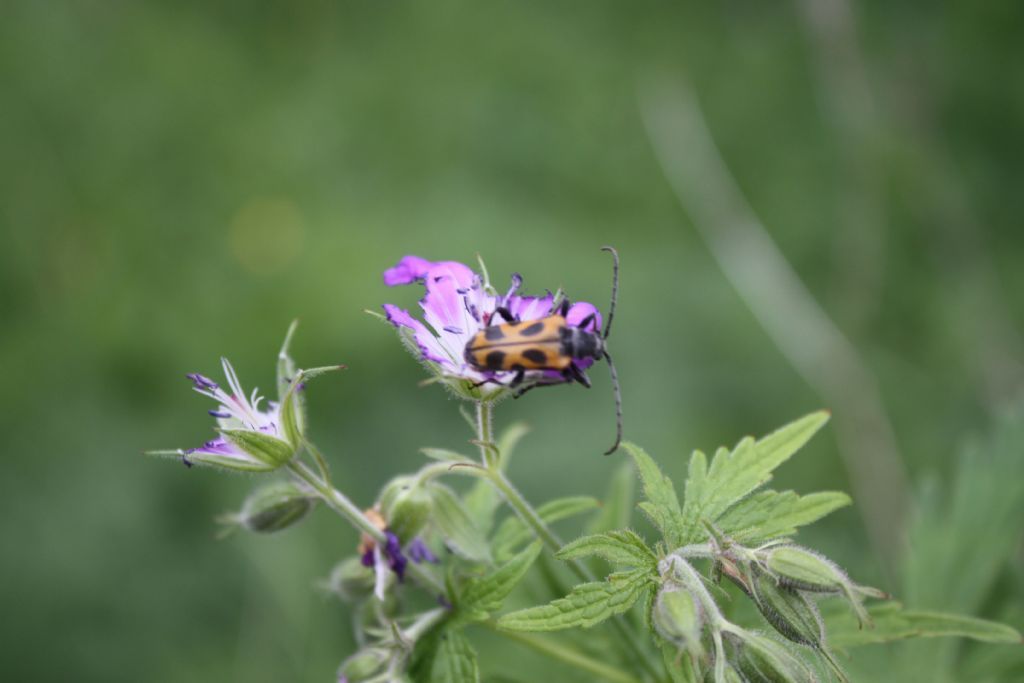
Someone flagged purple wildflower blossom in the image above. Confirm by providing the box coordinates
[181,359,286,471]
[359,508,438,600]
[382,255,602,394]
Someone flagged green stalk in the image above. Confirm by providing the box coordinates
[475,402,661,682]
[286,459,447,597]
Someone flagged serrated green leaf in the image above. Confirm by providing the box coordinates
[556,530,656,568]
[586,462,636,535]
[678,411,830,545]
[458,542,541,623]
[716,490,851,543]
[496,568,651,632]
[431,630,480,683]
[623,442,684,545]
[430,484,491,563]
[826,602,1023,648]
[493,496,600,562]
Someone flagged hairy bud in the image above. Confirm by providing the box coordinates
[733,631,818,683]
[379,476,433,544]
[326,557,376,603]
[336,647,390,682]
[225,482,316,534]
[653,584,704,659]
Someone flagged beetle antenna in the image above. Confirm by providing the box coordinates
[602,349,623,455]
[600,246,619,339]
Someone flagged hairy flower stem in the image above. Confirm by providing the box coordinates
[487,626,643,683]
[286,459,447,597]
[475,402,661,682]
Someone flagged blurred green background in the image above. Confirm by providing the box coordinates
[3,1,1023,681]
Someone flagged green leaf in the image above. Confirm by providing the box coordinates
[497,568,651,632]
[586,461,636,535]
[556,530,656,568]
[430,484,491,563]
[431,629,481,683]
[716,490,851,543]
[826,602,1023,649]
[458,542,542,622]
[678,411,830,545]
[623,442,685,546]
[492,496,600,562]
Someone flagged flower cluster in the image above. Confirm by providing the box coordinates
[381,255,601,397]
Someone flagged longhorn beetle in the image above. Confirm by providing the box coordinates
[463,246,623,454]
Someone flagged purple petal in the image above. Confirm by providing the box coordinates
[408,538,439,564]
[383,532,408,581]
[507,294,556,322]
[186,373,218,390]
[383,255,434,286]
[566,301,602,333]
[424,261,476,290]
[361,549,375,567]
[382,303,449,365]
[420,271,473,332]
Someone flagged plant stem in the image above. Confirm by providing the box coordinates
[476,400,496,467]
[475,402,661,682]
[286,459,447,597]
[486,625,643,683]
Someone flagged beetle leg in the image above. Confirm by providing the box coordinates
[567,364,592,388]
[508,367,527,388]
[493,306,517,324]
[513,379,570,399]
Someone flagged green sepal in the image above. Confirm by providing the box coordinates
[230,481,316,534]
[220,429,296,468]
[825,601,1023,648]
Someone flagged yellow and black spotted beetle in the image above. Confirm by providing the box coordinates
[464,246,623,454]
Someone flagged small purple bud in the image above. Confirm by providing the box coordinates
[361,549,375,567]
[181,454,193,468]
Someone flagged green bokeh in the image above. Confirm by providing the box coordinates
[2,2,1022,681]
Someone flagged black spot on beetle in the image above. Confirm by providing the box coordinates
[522,349,547,364]
[520,321,545,336]
[485,350,507,369]
[484,327,505,341]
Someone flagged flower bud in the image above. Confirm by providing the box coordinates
[653,584,704,659]
[763,545,886,628]
[326,556,376,603]
[228,482,316,534]
[379,476,432,544]
[750,572,824,648]
[733,631,817,683]
[336,647,390,682]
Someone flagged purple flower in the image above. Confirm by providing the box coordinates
[381,255,602,396]
[181,359,291,472]
[358,508,439,600]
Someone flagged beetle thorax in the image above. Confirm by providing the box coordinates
[559,326,604,360]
